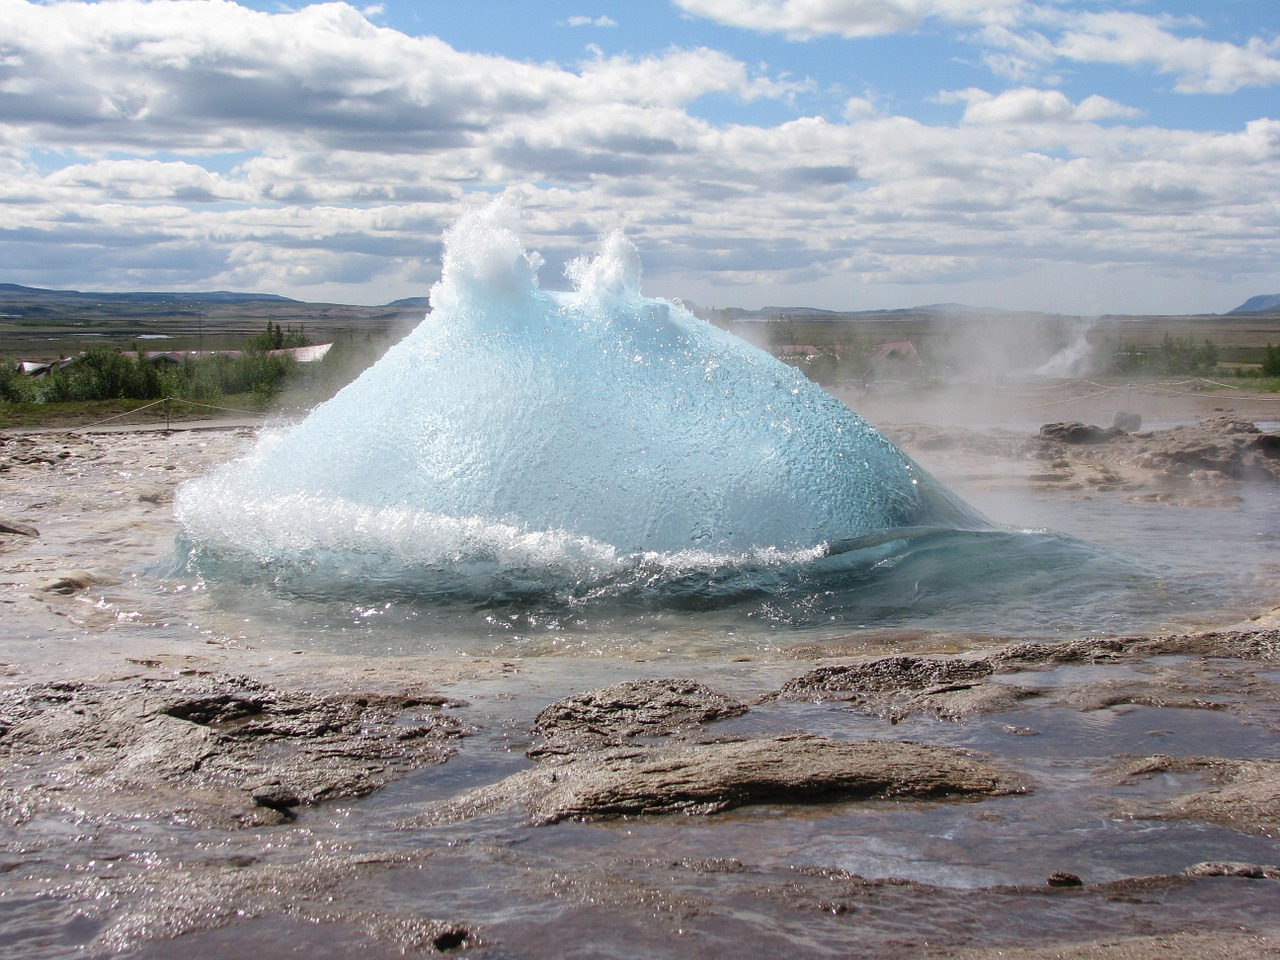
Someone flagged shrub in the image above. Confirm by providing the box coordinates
[1263,344,1280,377]
[1107,334,1219,376]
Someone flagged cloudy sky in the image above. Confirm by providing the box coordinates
[3,0,1278,314]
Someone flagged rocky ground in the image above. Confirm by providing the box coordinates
[882,415,1280,510]
[2,388,1279,958]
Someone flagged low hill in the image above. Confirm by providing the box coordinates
[1229,294,1280,314]
[0,283,296,306]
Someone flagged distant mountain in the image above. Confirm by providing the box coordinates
[385,296,432,309]
[756,306,842,318]
[911,302,1010,315]
[1229,294,1280,314]
[0,283,295,305]
[696,301,1020,322]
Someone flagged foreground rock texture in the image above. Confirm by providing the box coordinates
[0,675,468,827]
[1112,755,1280,838]
[4,423,1280,959]
[59,852,476,957]
[1036,416,1280,492]
[776,632,1280,723]
[528,677,749,758]
[885,416,1280,503]
[772,654,1038,721]
[419,732,1026,825]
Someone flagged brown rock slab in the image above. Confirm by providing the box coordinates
[528,677,749,758]
[1110,755,1280,837]
[1184,861,1280,879]
[418,732,1027,826]
[778,655,995,696]
[773,654,1038,721]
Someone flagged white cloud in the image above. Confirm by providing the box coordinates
[575,47,803,107]
[44,158,255,203]
[0,0,1277,313]
[672,0,1025,39]
[1056,12,1280,94]
[842,95,877,121]
[974,24,1058,84]
[943,87,1141,125]
[567,15,618,28]
[969,10,1280,95]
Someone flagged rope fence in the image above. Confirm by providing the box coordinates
[1019,378,1280,413]
[79,396,270,431]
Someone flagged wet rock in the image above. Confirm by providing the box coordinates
[1150,629,1280,661]
[989,637,1131,667]
[137,486,170,505]
[990,630,1280,667]
[1053,678,1229,713]
[249,781,302,817]
[0,676,469,828]
[944,930,1280,959]
[0,516,39,538]
[1110,755,1280,837]
[1027,417,1280,492]
[1112,411,1143,432]
[1000,724,1040,736]
[53,853,476,958]
[33,569,119,595]
[772,655,1036,722]
[1184,861,1280,879]
[417,733,1028,826]
[1047,871,1083,887]
[1039,422,1119,444]
[529,677,749,759]
[1132,418,1280,483]
[779,656,995,696]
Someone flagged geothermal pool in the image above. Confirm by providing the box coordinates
[172,201,1278,655]
[175,470,1279,660]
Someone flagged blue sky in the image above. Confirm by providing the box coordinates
[2,0,1279,314]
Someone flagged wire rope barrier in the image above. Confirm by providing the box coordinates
[74,396,271,431]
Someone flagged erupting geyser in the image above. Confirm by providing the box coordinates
[175,200,985,603]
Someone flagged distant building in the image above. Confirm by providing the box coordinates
[873,341,919,362]
[14,357,77,378]
[278,343,332,362]
[15,343,334,377]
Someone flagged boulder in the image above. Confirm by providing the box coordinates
[1111,411,1143,432]
[1039,422,1118,444]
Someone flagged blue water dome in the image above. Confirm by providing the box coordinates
[175,199,983,596]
